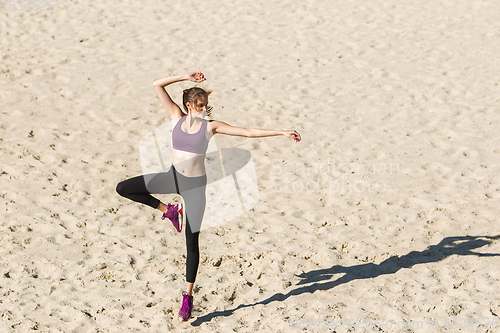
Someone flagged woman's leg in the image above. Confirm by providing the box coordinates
[115,167,178,210]
[185,221,200,295]
[117,167,206,298]
[183,191,205,292]
[116,174,162,209]
[175,171,207,293]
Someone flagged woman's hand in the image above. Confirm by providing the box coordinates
[187,72,206,83]
[283,130,301,142]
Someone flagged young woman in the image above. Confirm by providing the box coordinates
[115,71,301,321]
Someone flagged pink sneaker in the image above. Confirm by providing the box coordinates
[178,291,193,321]
[161,203,183,232]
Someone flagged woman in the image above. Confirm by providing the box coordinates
[116,71,301,321]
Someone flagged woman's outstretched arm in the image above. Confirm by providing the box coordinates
[153,72,206,120]
[211,121,301,142]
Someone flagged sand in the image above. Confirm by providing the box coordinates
[1,0,500,331]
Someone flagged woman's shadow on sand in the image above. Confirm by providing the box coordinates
[191,235,500,326]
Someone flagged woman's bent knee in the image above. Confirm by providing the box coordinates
[116,182,126,196]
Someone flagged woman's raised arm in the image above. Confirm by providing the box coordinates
[153,72,206,120]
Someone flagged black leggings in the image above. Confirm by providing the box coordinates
[115,165,207,283]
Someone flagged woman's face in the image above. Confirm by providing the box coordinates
[188,96,208,114]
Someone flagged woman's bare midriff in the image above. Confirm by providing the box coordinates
[172,149,206,177]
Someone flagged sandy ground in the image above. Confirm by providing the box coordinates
[1,0,500,332]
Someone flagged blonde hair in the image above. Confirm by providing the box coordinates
[182,87,212,116]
